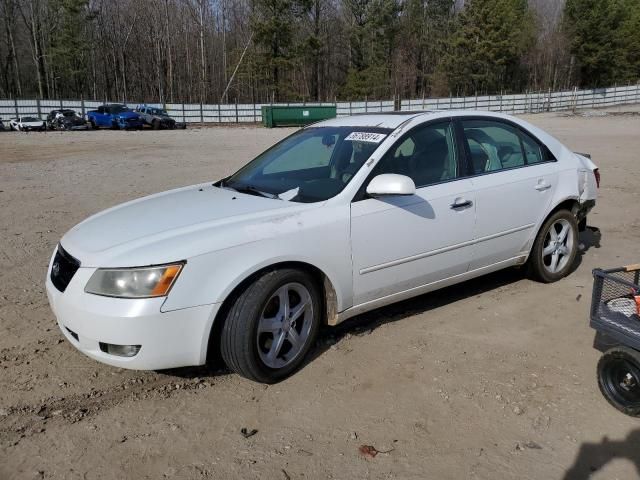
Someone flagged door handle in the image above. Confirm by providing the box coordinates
[535,181,552,191]
[450,198,473,209]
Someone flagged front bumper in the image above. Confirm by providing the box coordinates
[45,252,220,370]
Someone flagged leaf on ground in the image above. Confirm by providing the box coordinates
[240,427,258,438]
[359,444,395,458]
[359,445,379,458]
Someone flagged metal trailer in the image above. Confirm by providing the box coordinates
[590,264,640,416]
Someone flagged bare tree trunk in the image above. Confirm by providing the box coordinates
[164,0,174,102]
[198,0,206,104]
[3,0,22,96]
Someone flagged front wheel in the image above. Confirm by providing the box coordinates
[220,269,322,383]
[598,347,640,417]
[527,210,578,283]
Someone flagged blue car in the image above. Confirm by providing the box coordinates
[87,104,144,130]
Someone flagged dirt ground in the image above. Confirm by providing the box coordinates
[1,106,640,480]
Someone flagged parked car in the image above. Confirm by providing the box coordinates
[86,104,144,130]
[135,105,186,130]
[47,109,89,131]
[9,116,46,131]
[46,111,599,383]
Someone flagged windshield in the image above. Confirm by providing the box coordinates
[224,126,390,203]
[22,117,39,122]
[151,108,168,115]
[109,105,128,113]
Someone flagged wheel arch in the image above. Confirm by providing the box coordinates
[204,260,339,365]
[546,197,580,218]
[524,196,580,263]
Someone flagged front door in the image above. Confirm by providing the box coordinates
[350,120,476,306]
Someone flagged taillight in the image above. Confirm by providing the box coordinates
[594,168,600,188]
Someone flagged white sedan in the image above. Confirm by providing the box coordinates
[10,116,46,131]
[46,111,599,383]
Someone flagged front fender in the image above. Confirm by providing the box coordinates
[161,205,353,315]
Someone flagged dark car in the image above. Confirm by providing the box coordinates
[135,105,186,130]
[47,109,89,131]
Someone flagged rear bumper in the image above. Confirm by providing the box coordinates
[577,199,596,230]
[45,254,220,370]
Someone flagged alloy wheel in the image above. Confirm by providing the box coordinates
[257,282,314,369]
[542,218,574,274]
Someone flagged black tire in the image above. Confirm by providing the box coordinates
[152,119,160,130]
[90,120,97,130]
[220,268,322,383]
[597,346,640,417]
[527,209,578,283]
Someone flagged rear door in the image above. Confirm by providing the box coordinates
[350,120,476,306]
[457,118,559,269]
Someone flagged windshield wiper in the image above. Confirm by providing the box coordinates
[226,183,278,199]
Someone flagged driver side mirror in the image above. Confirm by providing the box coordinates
[366,174,416,196]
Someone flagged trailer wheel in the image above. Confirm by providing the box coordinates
[598,346,640,416]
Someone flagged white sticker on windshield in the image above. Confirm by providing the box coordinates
[345,132,387,143]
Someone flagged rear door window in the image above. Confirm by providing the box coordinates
[461,120,525,174]
[520,131,545,164]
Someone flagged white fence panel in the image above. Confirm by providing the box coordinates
[1,84,639,125]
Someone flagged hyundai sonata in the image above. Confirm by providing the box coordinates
[46,111,599,383]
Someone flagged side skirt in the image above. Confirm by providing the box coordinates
[334,255,526,324]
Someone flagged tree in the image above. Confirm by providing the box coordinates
[340,0,402,99]
[48,0,91,98]
[563,0,635,87]
[250,0,312,101]
[442,0,535,95]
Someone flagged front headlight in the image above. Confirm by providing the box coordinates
[85,262,184,298]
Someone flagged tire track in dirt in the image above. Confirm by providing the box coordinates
[0,367,223,447]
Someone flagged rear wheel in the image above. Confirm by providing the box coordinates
[527,210,578,283]
[220,268,322,383]
[598,347,640,416]
[152,119,160,130]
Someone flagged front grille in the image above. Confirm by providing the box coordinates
[50,246,81,292]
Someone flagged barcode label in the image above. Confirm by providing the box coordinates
[345,132,387,143]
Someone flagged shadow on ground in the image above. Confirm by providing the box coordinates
[166,226,602,380]
[563,429,640,479]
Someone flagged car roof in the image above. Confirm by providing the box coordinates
[313,110,518,129]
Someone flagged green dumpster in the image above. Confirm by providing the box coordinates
[261,105,337,128]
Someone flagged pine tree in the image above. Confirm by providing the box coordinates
[250,0,312,101]
[49,0,91,97]
[442,0,534,95]
[563,0,628,87]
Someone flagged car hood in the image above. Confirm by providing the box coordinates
[20,120,43,126]
[61,183,312,267]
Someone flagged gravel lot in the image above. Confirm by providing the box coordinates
[1,107,640,479]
